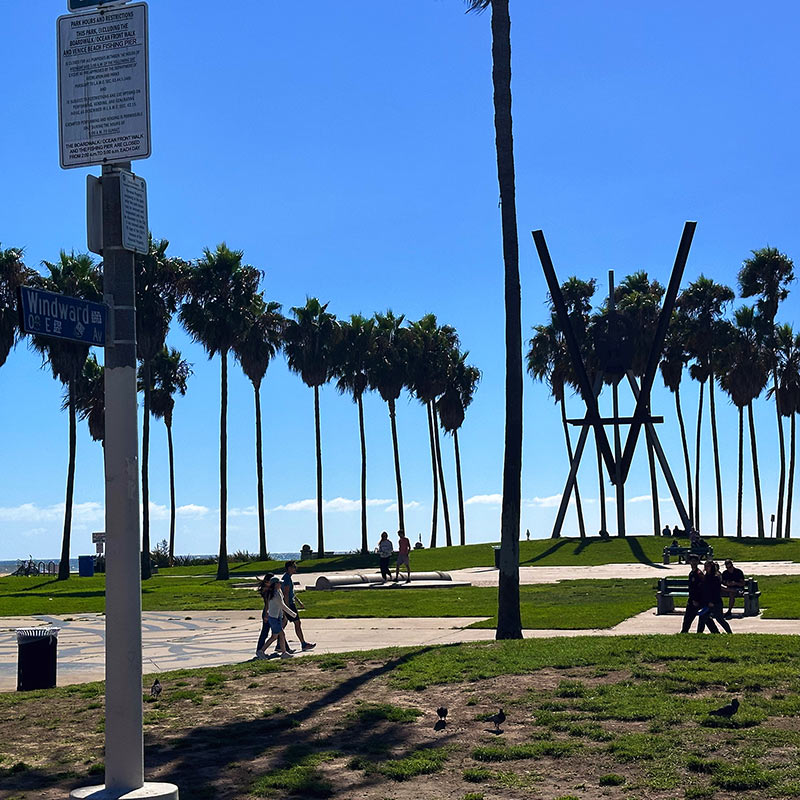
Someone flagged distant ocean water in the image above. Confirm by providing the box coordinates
[0,553,302,575]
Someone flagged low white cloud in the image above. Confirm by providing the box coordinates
[178,504,210,516]
[523,495,563,508]
[270,497,394,513]
[627,495,672,504]
[466,494,502,506]
[229,506,257,517]
[385,501,421,513]
[0,502,103,523]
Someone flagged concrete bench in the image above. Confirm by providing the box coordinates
[312,571,468,591]
[655,577,760,616]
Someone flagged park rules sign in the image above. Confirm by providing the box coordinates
[57,3,151,169]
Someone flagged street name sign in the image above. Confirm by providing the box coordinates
[68,0,132,11]
[57,2,150,168]
[92,531,106,543]
[120,171,149,254]
[18,286,107,346]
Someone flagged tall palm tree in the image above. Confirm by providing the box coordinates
[660,311,694,530]
[0,245,33,368]
[677,276,735,536]
[773,324,800,538]
[466,0,522,639]
[29,252,102,580]
[437,351,481,546]
[233,295,285,559]
[136,237,184,578]
[73,354,105,444]
[149,347,191,566]
[368,310,413,535]
[179,243,261,580]
[408,314,459,547]
[719,306,770,538]
[283,298,340,558]
[334,314,375,555]
[739,247,795,538]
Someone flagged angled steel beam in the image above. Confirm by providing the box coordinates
[532,229,617,480]
[620,221,696,482]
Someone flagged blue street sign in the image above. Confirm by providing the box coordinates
[18,286,107,347]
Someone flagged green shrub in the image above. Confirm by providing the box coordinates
[463,767,493,783]
[711,763,774,790]
[599,773,625,786]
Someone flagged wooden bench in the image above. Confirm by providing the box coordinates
[662,545,714,565]
[655,576,760,616]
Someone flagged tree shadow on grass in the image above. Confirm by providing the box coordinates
[626,537,667,569]
[520,539,570,565]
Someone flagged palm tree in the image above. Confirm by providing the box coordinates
[739,247,795,538]
[283,298,340,558]
[660,311,694,530]
[136,237,184,579]
[466,0,522,639]
[29,252,102,580]
[368,310,413,535]
[677,276,735,536]
[334,315,375,555]
[408,314,459,547]
[149,347,191,566]
[73,354,105,444]
[718,306,770,537]
[233,295,285,559]
[179,243,261,580]
[0,245,32,368]
[774,325,800,538]
[437,351,481,546]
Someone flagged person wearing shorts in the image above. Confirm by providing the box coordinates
[255,575,295,658]
[394,530,411,583]
[280,560,316,652]
[377,531,393,581]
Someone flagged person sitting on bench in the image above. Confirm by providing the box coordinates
[721,559,746,619]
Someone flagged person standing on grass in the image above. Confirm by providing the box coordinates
[697,561,731,634]
[377,531,393,581]
[721,559,746,618]
[280,560,316,652]
[680,554,718,633]
[394,529,411,583]
[255,575,296,658]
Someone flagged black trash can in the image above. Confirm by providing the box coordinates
[16,627,59,691]
[492,546,501,568]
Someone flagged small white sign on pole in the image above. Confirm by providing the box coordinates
[57,3,150,169]
[120,171,149,254]
[92,531,106,543]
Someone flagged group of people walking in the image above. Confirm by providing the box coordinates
[681,556,746,634]
[376,530,412,582]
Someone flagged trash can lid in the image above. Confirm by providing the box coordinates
[16,627,60,641]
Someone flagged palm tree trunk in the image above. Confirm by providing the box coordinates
[388,398,405,533]
[774,371,786,538]
[694,381,704,530]
[646,427,660,536]
[736,405,743,538]
[358,394,368,555]
[58,381,77,581]
[454,429,466,546]
[491,0,522,639]
[748,401,765,538]
[595,429,607,534]
[432,404,453,546]
[217,352,229,581]
[786,413,796,538]
[314,384,324,558]
[166,417,176,567]
[675,388,694,529]
[427,402,439,548]
[254,381,267,559]
[141,359,152,580]
[709,374,724,537]
[560,395,585,538]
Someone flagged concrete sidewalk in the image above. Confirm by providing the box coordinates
[2,607,796,691]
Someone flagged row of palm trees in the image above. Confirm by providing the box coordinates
[0,241,480,580]
[529,248,798,540]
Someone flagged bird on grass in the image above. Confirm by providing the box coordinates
[487,708,505,731]
[708,698,739,718]
[436,706,448,723]
[150,678,162,699]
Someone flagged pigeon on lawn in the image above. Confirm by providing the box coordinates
[150,678,162,699]
[436,706,448,723]
[487,708,506,731]
[708,698,739,718]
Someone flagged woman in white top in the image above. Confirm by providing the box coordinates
[255,575,296,658]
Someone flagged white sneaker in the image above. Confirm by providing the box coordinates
[255,650,269,660]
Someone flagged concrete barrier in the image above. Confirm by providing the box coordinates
[314,571,454,590]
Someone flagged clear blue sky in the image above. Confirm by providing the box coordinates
[2,0,799,560]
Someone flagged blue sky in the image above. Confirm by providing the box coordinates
[2,0,799,560]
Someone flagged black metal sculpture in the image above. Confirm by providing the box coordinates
[531,223,696,538]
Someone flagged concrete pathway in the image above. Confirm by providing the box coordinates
[2,606,797,692]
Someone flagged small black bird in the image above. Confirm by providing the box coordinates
[436,706,448,722]
[487,708,506,731]
[708,698,739,718]
[150,678,162,699]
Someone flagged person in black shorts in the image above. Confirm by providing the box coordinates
[721,559,745,618]
[680,554,718,633]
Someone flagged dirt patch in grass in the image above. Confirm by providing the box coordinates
[1,643,799,799]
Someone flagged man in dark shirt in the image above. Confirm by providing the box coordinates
[721,559,746,618]
[680,555,719,633]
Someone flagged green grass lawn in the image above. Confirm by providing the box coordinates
[2,573,797,626]
[164,535,800,577]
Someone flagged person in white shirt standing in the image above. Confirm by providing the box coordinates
[377,531,394,581]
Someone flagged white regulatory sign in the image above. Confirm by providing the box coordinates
[120,171,149,254]
[57,3,151,169]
